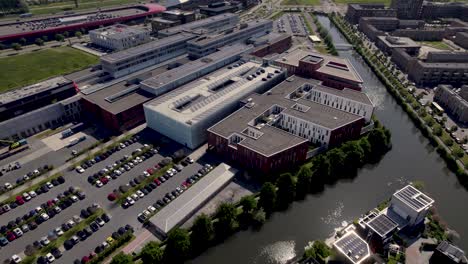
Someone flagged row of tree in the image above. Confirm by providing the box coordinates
[311,13,338,56]
[110,124,391,264]
[0,29,84,50]
[0,0,28,15]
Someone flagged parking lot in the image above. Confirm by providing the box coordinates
[274,13,308,37]
[0,128,216,263]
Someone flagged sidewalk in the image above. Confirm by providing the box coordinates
[0,124,146,203]
[102,230,158,264]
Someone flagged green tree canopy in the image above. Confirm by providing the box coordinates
[190,214,214,251]
[327,148,346,179]
[295,166,312,199]
[164,228,191,264]
[276,173,296,209]
[215,202,238,235]
[312,155,330,180]
[239,195,257,214]
[259,182,277,214]
[140,241,163,264]
[110,253,134,264]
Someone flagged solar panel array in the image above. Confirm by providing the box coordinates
[367,214,398,237]
[394,185,433,211]
[335,232,370,264]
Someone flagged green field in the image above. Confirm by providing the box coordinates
[418,41,452,50]
[29,0,140,15]
[0,47,98,92]
[281,0,321,5]
[333,0,390,5]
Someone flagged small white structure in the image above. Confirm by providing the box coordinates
[334,230,371,264]
[89,24,150,51]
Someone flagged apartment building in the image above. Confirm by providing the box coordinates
[207,76,368,174]
[391,0,423,19]
[89,24,150,51]
[187,20,273,59]
[144,60,286,149]
[434,84,468,124]
[100,33,197,78]
[376,35,420,55]
[345,4,396,24]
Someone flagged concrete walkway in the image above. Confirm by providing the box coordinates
[0,124,146,203]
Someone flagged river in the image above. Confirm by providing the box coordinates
[189,15,468,264]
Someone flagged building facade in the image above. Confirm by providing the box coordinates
[89,24,150,51]
[199,1,240,16]
[391,0,423,19]
[434,85,468,124]
[345,4,396,24]
[376,35,420,55]
[455,32,468,49]
[157,13,239,37]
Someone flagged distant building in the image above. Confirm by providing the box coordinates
[272,49,364,90]
[248,33,292,58]
[391,0,423,19]
[150,18,181,32]
[144,60,286,149]
[187,20,273,59]
[434,85,468,125]
[345,4,396,24]
[89,24,150,51]
[455,32,468,49]
[376,36,420,55]
[150,9,196,32]
[199,1,241,16]
[421,2,468,21]
[157,13,239,37]
[0,76,77,123]
[207,76,369,173]
[100,33,197,78]
[430,241,468,264]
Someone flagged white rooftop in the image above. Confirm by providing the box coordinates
[334,231,371,264]
[90,24,148,39]
[145,60,282,126]
[393,185,434,212]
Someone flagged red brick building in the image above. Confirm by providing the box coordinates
[249,33,292,58]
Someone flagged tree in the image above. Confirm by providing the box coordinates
[276,173,295,209]
[214,202,238,235]
[367,128,390,156]
[63,31,69,38]
[55,34,64,41]
[312,154,330,180]
[341,141,365,173]
[19,38,26,45]
[295,166,312,199]
[110,252,133,264]
[140,241,163,264]
[239,195,257,214]
[0,43,5,50]
[327,148,346,179]
[42,36,48,42]
[35,38,44,46]
[75,31,82,38]
[259,182,277,214]
[11,43,21,50]
[164,228,191,264]
[190,214,214,252]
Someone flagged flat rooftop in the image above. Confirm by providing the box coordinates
[90,24,148,39]
[208,76,364,156]
[145,60,283,125]
[158,13,238,36]
[393,185,434,212]
[0,76,72,105]
[140,43,249,93]
[377,36,420,48]
[101,33,196,63]
[333,231,371,264]
[312,85,373,105]
[274,49,363,84]
[366,213,399,238]
[149,163,237,236]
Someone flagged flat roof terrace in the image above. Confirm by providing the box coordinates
[158,13,238,36]
[334,231,371,264]
[393,185,434,212]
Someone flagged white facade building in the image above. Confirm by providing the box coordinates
[390,185,434,226]
[144,60,286,149]
[89,24,150,51]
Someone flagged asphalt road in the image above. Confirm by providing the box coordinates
[0,136,205,263]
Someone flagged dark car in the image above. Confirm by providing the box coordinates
[81,209,91,218]
[145,185,153,192]
[64,240,74,250]
[57,176,65,184]
[61,223,70,232]
[125,224,134,233]
[101,213,110,223]
[77,192,86,200]
[129,180,136,187]
[51,247,62,258]
[134,178,141,184]
[141,188,149,195]
[90,222,99,232]
[83,227,93,237]
[157,199,165,206]
[0,236,8,246]
[28,221,38,230]
[37,256,47,264]
[77,230,87,240]
[95,245,104,254]
[149,183,157,190]
[87,176,96,184]
[33,240,43,249]
[52,179,60,186]
[117,227,126,235]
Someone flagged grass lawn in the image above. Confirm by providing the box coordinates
[0,47,98,93]
[418,41,452,50]
[29,0,140,15]
[333,0,390,6]
[281,0,321,5]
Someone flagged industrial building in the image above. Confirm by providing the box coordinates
[157,13,239,37]
[207,76,368,174]
[148,163,237,238]
[187,20,273,59]
[89,24,150,51]
[345,4,396,24]
[140,44,252,96]
[144,60,286,149]
[0,76,77,123]
[100,33,197,78]
[272,49,364,90]
[434,85,468,125]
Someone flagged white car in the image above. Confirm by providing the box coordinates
[46,253,55,263]
[22,192,31,201]
[131,193,139,201]
[29,190,37,198]
[45,182,54,189]
[76,166,85,173]
[23,175,30,181]
[41,236,50,245]
[136,190,145,198]
[41,213,50,221]
[33,169,40,175]
[115,170,122,176]
[71,195,79,202]
[105,175,112,181]
[4,182,12,190]
[147,206,157,213]
[95,180,103,187]
[67,220,76,227]
[13,228,23,237]
[54,227,64,236]
[126,197,135,206]
[96,218,105,227]
[143,171,150,177]
[11,255,21,264]
[53,207,62,214]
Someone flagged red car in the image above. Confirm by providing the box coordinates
[153,179,161,186]
[6,232,15,241]
[182,181,190,187]
[100,177,109,184]
[107,193,117,201]
[15,196,24,205]
[146,168,155,174]
[81,256,90,263]
[154,164,161,170]
[47,200,55,207]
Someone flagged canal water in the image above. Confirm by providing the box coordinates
[190,15,468,264]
